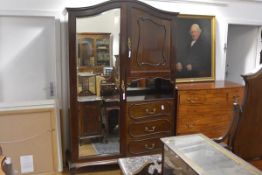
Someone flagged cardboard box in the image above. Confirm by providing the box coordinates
[0,106,58,174]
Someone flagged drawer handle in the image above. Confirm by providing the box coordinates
[186,97,199,103]
[144,126,156,132]
[233,95,239,103]
[145,108,157,115]
[144,143,155,150]
[185,123,194,128]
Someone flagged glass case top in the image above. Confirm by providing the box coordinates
[161,134,262,175]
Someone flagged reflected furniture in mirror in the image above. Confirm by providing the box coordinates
[215,68,262,165]
[66,0,178,170]
[77,33,111,68]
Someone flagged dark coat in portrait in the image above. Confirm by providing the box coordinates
[184,36,211,77]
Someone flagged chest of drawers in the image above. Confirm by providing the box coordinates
[176,81,244,138]
[124,98,174,156]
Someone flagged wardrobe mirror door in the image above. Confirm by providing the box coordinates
[76,8,121,158]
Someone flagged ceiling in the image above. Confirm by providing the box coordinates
[151,0,262,2]
[0,0,262,12]
[146,0,262,5]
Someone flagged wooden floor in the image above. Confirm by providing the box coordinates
[79,143,97,157]
[59,164,121,175]
[250,159,262,171]
[61,169,120,175]
[56,159,262,175]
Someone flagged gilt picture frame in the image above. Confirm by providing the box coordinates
[175,15,216,83]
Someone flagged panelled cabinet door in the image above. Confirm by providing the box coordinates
[127,6,175,79]
[78,102,102,138]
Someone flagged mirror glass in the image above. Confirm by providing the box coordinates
[126,78,174,100]
[76,8,120,158]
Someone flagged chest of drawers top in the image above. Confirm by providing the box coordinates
[176,80,243,91]
[176,81,243,105]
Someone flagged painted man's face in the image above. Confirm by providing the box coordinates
[190,26,201,41]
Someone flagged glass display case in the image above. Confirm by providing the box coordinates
[77,33,111,67]
[77,33,111,98]
[161,134,262,175]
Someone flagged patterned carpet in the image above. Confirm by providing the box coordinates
[92,135,119,155]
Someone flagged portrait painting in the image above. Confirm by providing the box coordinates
[175,15,216,82]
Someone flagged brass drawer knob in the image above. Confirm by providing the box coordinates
[233,95,239,102]
[185,123,195,128]
[186,97,198,103]
[145,108,157,114]
[144,126,156,132]
[144,143,155,150]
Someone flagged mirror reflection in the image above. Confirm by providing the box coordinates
[76,9,120,158]
[127,78,174,100]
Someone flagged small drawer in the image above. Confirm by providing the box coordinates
[128,119,171,138]
[179,93,206,104]
[176,112,232,138]
[128,100,173,120]
[178,104,231,115]
[179,90,227,105]
[127,138,163,155]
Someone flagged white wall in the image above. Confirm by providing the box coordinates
[0,16,56,103]
[225,25,259,84]
[2,0,262,169]
[0,14,63,172]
